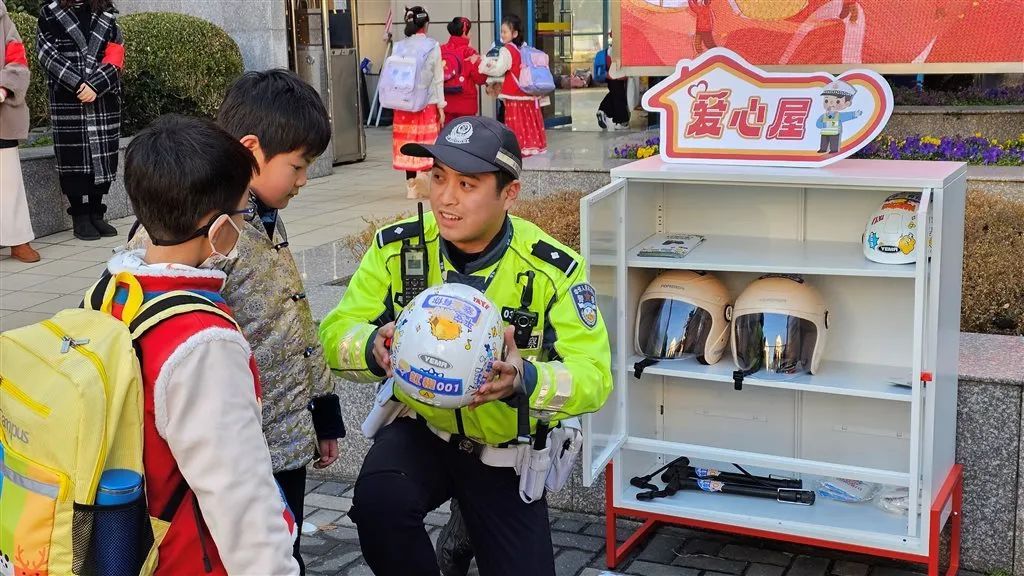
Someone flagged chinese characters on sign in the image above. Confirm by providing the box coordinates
[643,48,893,167]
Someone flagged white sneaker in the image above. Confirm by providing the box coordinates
[614,122,631,131]
[596,111,608,130]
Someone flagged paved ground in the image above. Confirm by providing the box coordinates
[1,129,979,575]
[300,477,976,576]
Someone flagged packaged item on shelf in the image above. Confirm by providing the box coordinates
[876,487,912,515]
[636,233,705,259]
[634,270,732,364]
[731,275,829,380]
[815,477,881,503]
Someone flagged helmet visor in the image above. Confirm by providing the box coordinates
[637,298,714,360]
[734,313,817,379]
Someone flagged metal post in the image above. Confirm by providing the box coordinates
[526,0,534,45]
[495,0,503,42]
[603,0,609,50]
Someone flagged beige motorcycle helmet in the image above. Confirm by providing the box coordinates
[635,270,732,365]
[731,275,828,378]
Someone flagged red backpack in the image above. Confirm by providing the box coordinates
[441,43,465,94]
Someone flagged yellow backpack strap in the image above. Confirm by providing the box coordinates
[129,291,239,340]
[82,271,115,311]
[82,270,146,324]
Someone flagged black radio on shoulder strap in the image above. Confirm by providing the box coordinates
[400,202,429,304]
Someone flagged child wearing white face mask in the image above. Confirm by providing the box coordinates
[102,114,301,575]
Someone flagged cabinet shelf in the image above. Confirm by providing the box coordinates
[629,355,913,402]
[623,437,911,486]
[618,458,915,551]
[627,234,917,279]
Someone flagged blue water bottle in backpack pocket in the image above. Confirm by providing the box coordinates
[94,469,143,576]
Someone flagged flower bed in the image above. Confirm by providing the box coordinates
[854,134,1024,165]
[892,84,1024,107]
[612,135,660,160]
[611,134,1024,166]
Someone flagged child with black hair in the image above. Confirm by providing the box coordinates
[478,13,547,156]
[441,16,487,124]
[107,114,300,575]
[390,5,445,199]
[127,69,344,575]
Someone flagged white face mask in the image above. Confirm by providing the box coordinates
[198,215,242,270]
[198,243,240,270]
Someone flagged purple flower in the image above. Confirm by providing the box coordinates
[982,147,1001,164]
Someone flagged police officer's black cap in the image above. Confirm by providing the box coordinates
[401,116,522,180]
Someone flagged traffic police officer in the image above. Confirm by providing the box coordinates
[319,116,612,576]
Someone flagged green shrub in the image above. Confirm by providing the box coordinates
[9,10,50,128]
[6,0,41,16]
[120,12,243,134]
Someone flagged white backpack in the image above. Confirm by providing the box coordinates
[378,35,437,112]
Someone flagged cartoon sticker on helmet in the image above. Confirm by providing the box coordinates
[395,362,465,397]
[422,294,483,328]
[898,234,916,255]
[570,283,599,329]
[429,313,463,341]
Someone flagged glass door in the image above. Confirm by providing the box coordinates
[581,178,626,486]
[532,0,574,127]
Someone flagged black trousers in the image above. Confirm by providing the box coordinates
[599,78,630,125]
[274,466,308,575]
[59,173,110,200]
[349,418,555,576]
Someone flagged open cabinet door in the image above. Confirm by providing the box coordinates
[580,178,627,486]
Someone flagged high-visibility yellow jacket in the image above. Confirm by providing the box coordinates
[319,212,612,445]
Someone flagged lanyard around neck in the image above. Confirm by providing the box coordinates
[438,253,502,291]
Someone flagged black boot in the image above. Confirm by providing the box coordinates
[69,206,100,241]
[89,202,118,237]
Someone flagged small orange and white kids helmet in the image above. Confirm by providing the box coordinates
[635,270,732,365]
[863,192,922,265]
[731,275,828,378]
[390,283,505,409]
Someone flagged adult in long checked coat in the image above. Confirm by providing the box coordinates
[37,0,124,241]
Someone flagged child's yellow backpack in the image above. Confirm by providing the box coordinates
[0,272,233,576]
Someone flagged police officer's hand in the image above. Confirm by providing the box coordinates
[470,327,523,409]
[372,322,396,377]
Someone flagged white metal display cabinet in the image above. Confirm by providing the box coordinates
[580,157,966,575]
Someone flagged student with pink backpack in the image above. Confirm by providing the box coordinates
[379,6,444,199]
[477,14,550,157]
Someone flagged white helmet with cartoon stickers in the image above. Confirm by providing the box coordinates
[863,192,922,265]
[390,283,505,409]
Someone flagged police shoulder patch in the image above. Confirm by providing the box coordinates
[531,240,579,276]
[377,220,423,248]
[570,283,599,329]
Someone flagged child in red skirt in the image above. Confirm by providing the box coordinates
[391,6,446,199]
[478,14,546,157]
